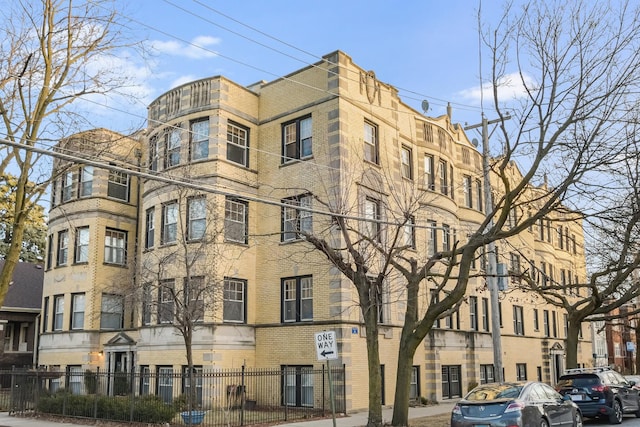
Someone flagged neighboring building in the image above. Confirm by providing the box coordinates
[605,302,638,374]
[38,51,592,410]
[0,260,44,369]
[591,320,609,367]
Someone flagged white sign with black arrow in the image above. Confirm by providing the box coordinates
[315,330,338,361]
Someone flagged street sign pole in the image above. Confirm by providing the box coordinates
[315,331,338,427]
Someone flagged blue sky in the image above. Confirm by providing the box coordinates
[103,0,513,134]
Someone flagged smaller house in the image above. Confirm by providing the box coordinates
[0,261,44,369]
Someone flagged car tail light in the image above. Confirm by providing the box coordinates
[591,385,610,392]
[452,404,462,415]
[504,401,525,413]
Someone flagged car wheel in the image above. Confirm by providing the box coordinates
[608,399,623,424]
[574,411,583,427]
[540,418,549,427]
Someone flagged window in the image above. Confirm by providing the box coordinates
[149,136,159,171]
[227,121,249,166]
[185,276,205,322]
[364,121,378,164]
[187,197,206,241]
[364,197,381,242]
[282,194,313,242]
[182,366,203,406]
[469,296,478,331]
[282,276,313,322]
[57,230,69,266]
[516,363,527,381]
[51,180,57,207]
[79,166,93,197]
[142,284,152,325]
[283,365,314,407]
[552,311,558,337]
[54,295,64,331]
[480,364,495,384]
[442,224,451,251]
[107,168,129,201]
[104,228,127,265]
[190,118,209,161]
[62,171,74,202]
[69,366,83,395]
[510,253,521,274]
[224,278,246,323]
[42,296,49,332]
[157,367,174,404]
[71,293,85,330]
[543,310,550,337]
[476,179,483,211]
[165,127,181,168]
[513,305,524,335]
[400,146,412,179]
[74,227,89,263]
[410,366,420,402]
[283,116,312,162]
[563,313,568,338]
[533,308,539,331]
[225,198,248,243]
[427,220,437,256]
[430,289,441,328]
[439,160,448,195]
[403,216,415,249]
[158,280,175,324]
[162,202,178,244]
[424,155,435,190]
[481,298,489,331]
[463,175,472,207]
[145,208,155,249]
[100,294,123,330]
[47,234,54,270]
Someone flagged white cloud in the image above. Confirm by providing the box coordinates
[457,72,535,105]
[149,35,221,59]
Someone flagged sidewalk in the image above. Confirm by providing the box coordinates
[0,404,455,427]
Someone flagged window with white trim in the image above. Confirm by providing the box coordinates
[145,208,155,249]
[54,295,64,331]
[187,197,206,241]
[74,226,89,263]
[79,166,93,198]
[225,198,248,244]
[100,294,123,330]
[62,171,74,202]
[283,116,312,162]
[227,121,249,166]
[463,175,472,207]
[165,127,181,168]
[424,155,435,190]
[400,146,412,179]
[104,228,127,265]
[282,194,313,242]
[71,293,85,330]
[364,121,379,164]
[364,197,381,242]
[223,278,246,323]
[57,230,69,266]
[282,276,313,322]
[162,202,178,244]
[107,168,129,201]
[190,118,209,161]
[158,280,175,324]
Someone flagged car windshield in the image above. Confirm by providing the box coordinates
[466,384,523,401]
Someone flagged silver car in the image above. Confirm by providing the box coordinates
[451,381,583,427]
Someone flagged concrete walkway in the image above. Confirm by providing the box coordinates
[0,403,455,427]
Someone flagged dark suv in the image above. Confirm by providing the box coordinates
[556,367,640,424]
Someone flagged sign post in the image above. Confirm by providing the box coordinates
[315,331,338,427]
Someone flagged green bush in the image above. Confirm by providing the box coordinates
[37,391,175,423]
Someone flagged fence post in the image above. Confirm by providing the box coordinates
[93,367,99,419]
[283,365,288,421]
[129,366,135,422]
[240,364,246,426]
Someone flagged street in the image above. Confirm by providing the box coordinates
[585,415,640,425]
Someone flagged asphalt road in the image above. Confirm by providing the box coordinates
[585,414,640,425]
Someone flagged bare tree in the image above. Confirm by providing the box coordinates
[280,2,640,426]
[0,0,142,305]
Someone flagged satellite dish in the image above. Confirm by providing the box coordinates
[421,100,429,113]
[472,138,479,147]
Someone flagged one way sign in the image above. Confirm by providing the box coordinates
[314,331,338,361]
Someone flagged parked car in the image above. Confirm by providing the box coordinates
[556,366,640,424]
[451,381,582,427]
[626,375,640,391]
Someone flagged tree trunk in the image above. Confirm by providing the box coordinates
[565,319,581,369]
[391,336,418,427]
[0,189,27,305]
[363,300,383,427]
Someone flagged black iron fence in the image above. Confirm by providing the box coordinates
[0,365,346,426]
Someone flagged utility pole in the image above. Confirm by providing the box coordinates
[465,113,510,383]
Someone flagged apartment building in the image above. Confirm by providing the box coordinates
[38,51,592,410]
